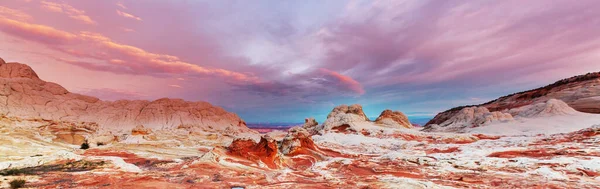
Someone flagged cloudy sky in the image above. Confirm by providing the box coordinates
[1,0,600,123]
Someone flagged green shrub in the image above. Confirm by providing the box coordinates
[9,179,26,189]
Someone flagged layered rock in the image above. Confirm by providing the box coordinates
[131,125,152,135]
[43,121,99,145]
[280,127,317,155]
[0,58,254,134]
[228,136,280,169]
[427,72,600,126]
[320,104,371,133]
[375,109,412,129]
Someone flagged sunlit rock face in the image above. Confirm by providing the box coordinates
[375,109,413,129]
[320,104,371,133]
[0,59,254,134]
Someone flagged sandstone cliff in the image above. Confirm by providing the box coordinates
[426,72,600,127]
[0,58,253,134]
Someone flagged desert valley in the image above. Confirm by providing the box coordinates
[0,58,599,189]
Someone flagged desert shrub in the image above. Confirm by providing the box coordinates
[96,142,104,146]
[80,142,90,149]
[9,179,26,189]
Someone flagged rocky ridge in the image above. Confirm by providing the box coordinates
[426,72,600,126]
[0,58,254,136]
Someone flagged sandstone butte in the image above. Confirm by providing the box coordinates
[0,58,254,135]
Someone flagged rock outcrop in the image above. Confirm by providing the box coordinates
[228,136,280,169]
[508,99,579,118]
[427,72,600,127]
[320,104,371,133]
[0,58,254,134]
[423,106,513,132]
[302,117,319,135]
[375,109,412,128]
[280,127,316,155]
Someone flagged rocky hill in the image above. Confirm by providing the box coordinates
[0,57,252,134]
[426,72,600,127]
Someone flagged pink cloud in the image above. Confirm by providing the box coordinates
[0,16,260,84]
[318,68,365,95]
[0,17,76,45]
[0,6,33,21]
[116,2,127,9]
[40,1,96,25]
[116,10,141,21]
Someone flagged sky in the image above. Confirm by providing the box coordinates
[1,0,600,123]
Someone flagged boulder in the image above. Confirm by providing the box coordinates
[375,109,412,128]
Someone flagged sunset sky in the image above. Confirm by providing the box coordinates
[1,0,600,123]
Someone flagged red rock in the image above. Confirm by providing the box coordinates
[280,127,317,155]
[228,135,280,169]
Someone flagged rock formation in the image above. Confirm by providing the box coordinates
[427,72,600,126]
[302,117,319,135]
[228,136,281,169]
[320,104,371,133]
[280,127,316,155]
[0,58,254,134]
[509,99,579,118]
[423,106,513,132]
[375,109,412,128]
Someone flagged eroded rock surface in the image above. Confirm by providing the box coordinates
[375,109,412,129]
[0,59,253,134]
[424,106,513,132]
[320,104,371,133]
